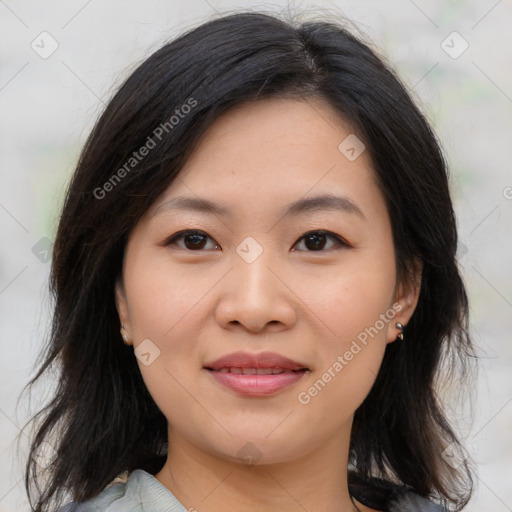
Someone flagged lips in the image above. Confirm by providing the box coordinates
[204,351,309,372]
[213,367,298,375]
[203,351,310,397]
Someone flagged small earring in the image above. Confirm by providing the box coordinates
[395,322,404,341]
[120,326,132,346]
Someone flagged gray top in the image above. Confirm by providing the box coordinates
[388,491,447,511]
[59,469,447,511]
[59,470,186,512]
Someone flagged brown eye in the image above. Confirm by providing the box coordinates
[293,230,347,252]
[163,230,219,251]
[162,229,348,252]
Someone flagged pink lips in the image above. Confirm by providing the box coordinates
[204,351,309,397]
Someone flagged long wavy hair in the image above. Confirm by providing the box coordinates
[19,10,475,512]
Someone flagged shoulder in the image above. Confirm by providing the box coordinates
[57,469,187,512]
[56,472,136,512]
[349,472,448,512]
[388,490,448,511]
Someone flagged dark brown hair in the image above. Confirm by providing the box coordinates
[19,10,475,511]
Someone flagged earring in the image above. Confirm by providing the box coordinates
[395,322,404,341]
[120,325,132,346]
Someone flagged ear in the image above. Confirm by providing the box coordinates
[386,259,423,344]
[115,277,132,342]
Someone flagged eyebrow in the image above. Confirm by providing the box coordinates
[149,193,366,220]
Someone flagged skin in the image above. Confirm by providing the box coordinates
[115,97,422,512]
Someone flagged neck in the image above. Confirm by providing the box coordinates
[154,427,367,512]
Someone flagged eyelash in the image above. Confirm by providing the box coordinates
[161,229,350,252]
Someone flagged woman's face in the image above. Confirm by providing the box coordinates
[116,97,419,465]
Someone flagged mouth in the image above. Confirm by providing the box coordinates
[203,351,310,396]
[206,367,307,374]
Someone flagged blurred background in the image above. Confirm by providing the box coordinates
[1,1,511,510]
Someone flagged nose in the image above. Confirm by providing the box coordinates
[215,247,297,333]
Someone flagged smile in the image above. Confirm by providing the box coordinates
[203,351,310,396]
[211,367,300,375]
[205,367,309,396]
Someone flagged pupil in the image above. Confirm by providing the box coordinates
[185,234,206,249]
[306,233,325,250]
[182,232,327,251]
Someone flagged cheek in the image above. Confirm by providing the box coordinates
[123,249,214,409]
[297,252,395,409]
[296,276,392,424]
[306,254,396,345]
[125,246,215,341]
[126,257,207,419]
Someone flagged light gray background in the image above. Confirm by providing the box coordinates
[1,1,511,510]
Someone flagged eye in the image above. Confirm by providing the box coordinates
[162,230,219,251]
[292,230,348,252]
[161,229,349,252]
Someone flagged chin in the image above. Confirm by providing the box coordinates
[206,432,307,467]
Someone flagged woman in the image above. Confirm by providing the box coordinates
[21,10,475,512]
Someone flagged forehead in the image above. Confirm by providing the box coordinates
[146,97,386,224]
[180,96,365,178]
